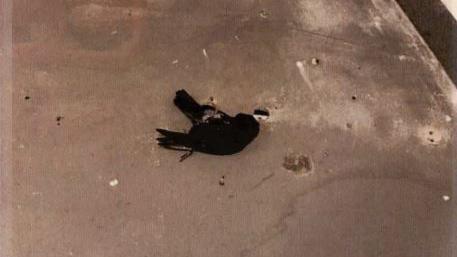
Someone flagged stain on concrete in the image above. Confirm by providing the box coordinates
[283,153,313,176]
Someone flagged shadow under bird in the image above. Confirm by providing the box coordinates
[156,90,269,161]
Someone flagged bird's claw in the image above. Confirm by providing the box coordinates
[179,150,194,162]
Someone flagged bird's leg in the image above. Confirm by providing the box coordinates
[179,149,194,162]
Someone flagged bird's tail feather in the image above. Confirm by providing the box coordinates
[156,129,192,150]
[174,90,202,121]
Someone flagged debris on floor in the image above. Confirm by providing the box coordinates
[311,58,320,65]
[442,195,450,202]
[109,179,119,187]
[219,176,225,186]
[56,115,63,126]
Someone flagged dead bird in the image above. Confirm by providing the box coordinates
[156,89,269,161]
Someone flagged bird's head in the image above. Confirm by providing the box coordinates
[253,109,270,122]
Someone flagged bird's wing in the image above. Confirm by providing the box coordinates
[173,90,207,123]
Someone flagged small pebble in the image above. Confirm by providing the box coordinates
[445,115,452,122]
[172,59,179,64]
[311,58,320,65]
[259,10,269,18]
[219,176,225,186]
[109,179,119,187]
[202,49,208,58]
[442,195,450,201]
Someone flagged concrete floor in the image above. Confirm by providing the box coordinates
[1,0,457,257]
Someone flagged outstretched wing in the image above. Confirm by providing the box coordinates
[174,89,230,124]
[174,90,209,123]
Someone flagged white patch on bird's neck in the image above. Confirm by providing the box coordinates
[254,114,269,121]
[202,109,222,122]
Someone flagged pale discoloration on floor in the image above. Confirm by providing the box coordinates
[2,0,456,257]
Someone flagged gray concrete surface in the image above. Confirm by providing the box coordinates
[2,0,457,257]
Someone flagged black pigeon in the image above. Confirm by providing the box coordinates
[156,90,269,161]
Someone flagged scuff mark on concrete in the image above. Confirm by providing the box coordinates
[295,60,314,91]
[250,173,275,191]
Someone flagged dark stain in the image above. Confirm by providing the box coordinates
[24,96,30,100]
[283,154,313,175]
[351,95,357,101]
[56,115,63,126]
[346,123,353,129]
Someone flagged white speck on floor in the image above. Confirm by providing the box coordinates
[109,179,119,187]
[442,195,450,202]
[202,48,208,59]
